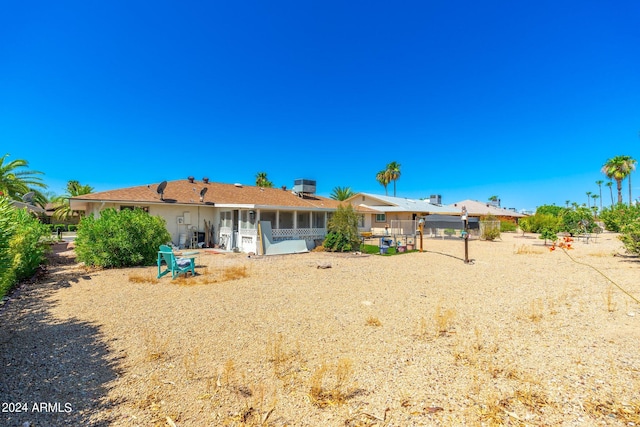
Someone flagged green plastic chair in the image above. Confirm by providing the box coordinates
[157,244,196,279]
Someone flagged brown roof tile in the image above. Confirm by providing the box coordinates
[72,179,358,211]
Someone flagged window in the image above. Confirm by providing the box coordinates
[358,214,365,228]
[261,210,277,227]
[375,214,386,223]
[120,206,149,213]
[279,212,294,228]
[220,211,233,228]
[240,210,256,229]
[297,212,311,228]
[312,212,325,228]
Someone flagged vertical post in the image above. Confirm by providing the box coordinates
[462,206,470,264]
[418,218,424,252]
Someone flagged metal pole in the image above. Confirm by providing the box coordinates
[462,206,470,264]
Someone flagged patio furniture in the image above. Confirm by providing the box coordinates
[157,244,196,278]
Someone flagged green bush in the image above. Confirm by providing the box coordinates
[75,208,171,268]
[600,204,640,232]
[67,224,77,232]
[539,228,558,245]
[0,198,50,298]
[523,213,562,234]
[480,215,501,241]
[323,204,361,252]
[500,220,517,232]
[619,219,640,255]
[53,223,67,232]
[560,207,596,235]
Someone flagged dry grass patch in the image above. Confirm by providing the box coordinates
[172,265,249,286]
[142,329,170,362]
[435,304,456,336]
[128,272,160,284]
[365,315,382,327]
[514,244,544,255]
[584,399,640,424]
[266,333,305,389]
[309,358,358,407]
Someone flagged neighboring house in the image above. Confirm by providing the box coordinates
[344,193,460,235]
[69,177,351,253]
[449,199,527,223]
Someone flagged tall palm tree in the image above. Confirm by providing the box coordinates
[586,191,592,208]
[605,180,614,207]
[591,194,599,214]
[565,200,570,208]
[52,180,94,220]
[0,153,47,201]
[255,172,273,188]
[626,156,637,205]
[595,180,604,210]
[385,161,401,197]
[601,155,635,205]
[376,170,390,196]
[330,186,354,201]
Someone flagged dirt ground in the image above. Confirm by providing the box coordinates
[1,232,639,426]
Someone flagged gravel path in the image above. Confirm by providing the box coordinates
[1,234,639,426]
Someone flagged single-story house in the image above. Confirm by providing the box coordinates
[344,193,461,235]
[69,177,355,253]
[449,199,527,223]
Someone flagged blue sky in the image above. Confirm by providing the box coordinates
[2,1,639,212]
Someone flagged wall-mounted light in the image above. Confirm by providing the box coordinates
[249,210,255,221]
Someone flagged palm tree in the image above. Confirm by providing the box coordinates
[330,186,355,201]
[376,170,390,196]
[52,180,94,220]
[586,191,592,208]
[0,153,47,201]
[595,180,604,210]
[626,156,637,205]
[605,180,614,207]
[255,172,273,188]
[385,161,401,197]
[591,194,599,215]
[565,200,570,208]
[601,155,636,205]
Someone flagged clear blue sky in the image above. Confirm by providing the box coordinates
[2,1,639,212]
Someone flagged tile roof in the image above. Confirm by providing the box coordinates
[71,179,354,211]
[447,199,527,217]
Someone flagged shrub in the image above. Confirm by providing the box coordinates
[75,208,171,268]
[560,207,596,235]
[619,219,640,255]
[0,198,50,298]
[53,223,66,232]
[500,220,517,232]
[539,228,557,245]
[323,204,360,252]
[480,215,501,241]
[524,213,562,234]
[600,204,640,232]
[67,224,77,232]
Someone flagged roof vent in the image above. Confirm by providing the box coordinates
[203,177,209,184]
[429,194,442,205]
[234,183,243,188]
[188,176,195,183]
[281,185,287,191]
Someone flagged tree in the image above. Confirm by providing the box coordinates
[255,172,273,188]
[385,161,401,197]
[601,155,635,205]
[591,194,599,215]
[376,170,390,196]
[52,180,94,220]
[0,153,47,202]
[606,180,614,207]
[489,195,499,202]
[595,180,604,211]
[323,204,361,252]
[330,186,354,201]
[586,191,592,208]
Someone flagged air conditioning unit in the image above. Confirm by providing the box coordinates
[293,179,316,194]
[429,194,442,205]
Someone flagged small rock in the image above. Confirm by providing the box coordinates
[627,312,636,317]
[317,263,332,269]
